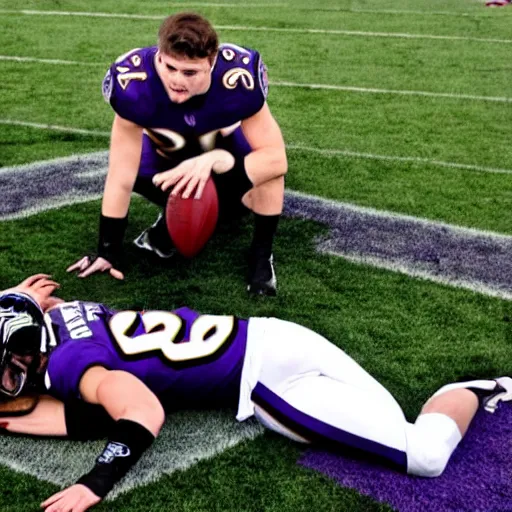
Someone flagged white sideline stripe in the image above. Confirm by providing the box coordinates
[287,189,512,240]
[273,81,512,104]
[1,119,511,176]
[0,119,110,137]
[1,10,511,44]
[0,151,108,174]
[351,8,478,17]
[0,55,98,66]
[287,145,512,176]
[1,55,510,104]
[216,24,512,44]
[0,6,287,18]
[333,252,512,301]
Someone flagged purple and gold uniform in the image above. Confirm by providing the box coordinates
[44,304,464,478]
[44,302,248,408]
[102,44,269,182]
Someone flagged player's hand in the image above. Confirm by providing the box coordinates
[153,149,233,200]
[41,484,101,512]
[7,274,64,312]
[67,255,124,280]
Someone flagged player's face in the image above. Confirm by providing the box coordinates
[0,353,33,397]
[156,52,212,103]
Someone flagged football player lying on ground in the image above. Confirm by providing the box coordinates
[67,11,287,296]
[1,275,511,512]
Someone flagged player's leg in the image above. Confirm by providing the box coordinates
[254,376,410,468]
[245,319,512,477]
[405,376,512,476]
[242,318,409,468]
[132,135,175,258]
[247,319,409,468]
[242,177,283,296]
[214,127,282,296]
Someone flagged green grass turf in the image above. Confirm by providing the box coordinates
[1,201,511,509]
[0,435,393,512]
[3,12,512,96]
[0,125,108,167]
[1,0,512,510]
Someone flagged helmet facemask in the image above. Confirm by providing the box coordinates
[0,293,48,398]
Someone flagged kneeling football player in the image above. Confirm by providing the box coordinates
[1,274,512,511]
[67,12,286,296]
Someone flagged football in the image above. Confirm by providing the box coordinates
[166,177,219,258]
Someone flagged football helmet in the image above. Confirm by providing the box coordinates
[0,292,48,397]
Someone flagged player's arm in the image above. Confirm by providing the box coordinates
[1,395,114,439]
[102,114,144,218]
[0,395,67,436]
[240,102,287,186]
[41,366,164,511]
[153,104,286,199]
[67,114,143,280]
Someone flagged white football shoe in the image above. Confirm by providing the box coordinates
[484,377,512,413]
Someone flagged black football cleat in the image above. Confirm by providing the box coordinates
[133,214,175,259]
[247,251,277,296]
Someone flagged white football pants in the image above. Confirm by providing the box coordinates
[238,318,461,477]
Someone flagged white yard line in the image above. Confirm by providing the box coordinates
[0,119,110,137]
[216,24,512,44]
[287,145,512,175]
[273,81,512,103]
[0,55,98,66]
[336,252,512,301]
[2,54,510,104]
[350,8,478,17]
[1,119,511,176]
[1,9,510,44]
[287,189,512,240]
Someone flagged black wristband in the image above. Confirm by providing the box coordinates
[215,155,253,197]
[76,419,155,498]
[98,214,128,268]
[65,399,116,440]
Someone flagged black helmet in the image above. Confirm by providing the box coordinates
[0,292,49,397]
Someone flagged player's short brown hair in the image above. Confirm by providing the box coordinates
[158,12,219,63]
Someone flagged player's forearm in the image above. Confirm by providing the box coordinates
[101,115,143,218]
[2,395,67,436]
[76,368,161,499]
[2,396,114,439]
[101,172,135,218]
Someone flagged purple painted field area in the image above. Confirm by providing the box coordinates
[284,191,512,299]
[300,406,512,512]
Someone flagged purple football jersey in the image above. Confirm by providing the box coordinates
[102,44,268,177]
[45,302,248,408]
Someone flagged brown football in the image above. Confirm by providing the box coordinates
[166,177,219,258]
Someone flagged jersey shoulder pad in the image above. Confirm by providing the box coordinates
[216,43,268,107]
[102,47,157,124]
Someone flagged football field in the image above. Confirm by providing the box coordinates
[1,1,512,510]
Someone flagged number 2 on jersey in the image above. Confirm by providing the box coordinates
[110,311,236,363]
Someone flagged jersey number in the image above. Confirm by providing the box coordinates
[109,311,236,363]
[117,71,147,90]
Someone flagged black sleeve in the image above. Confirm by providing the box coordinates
[64,399,116,440]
